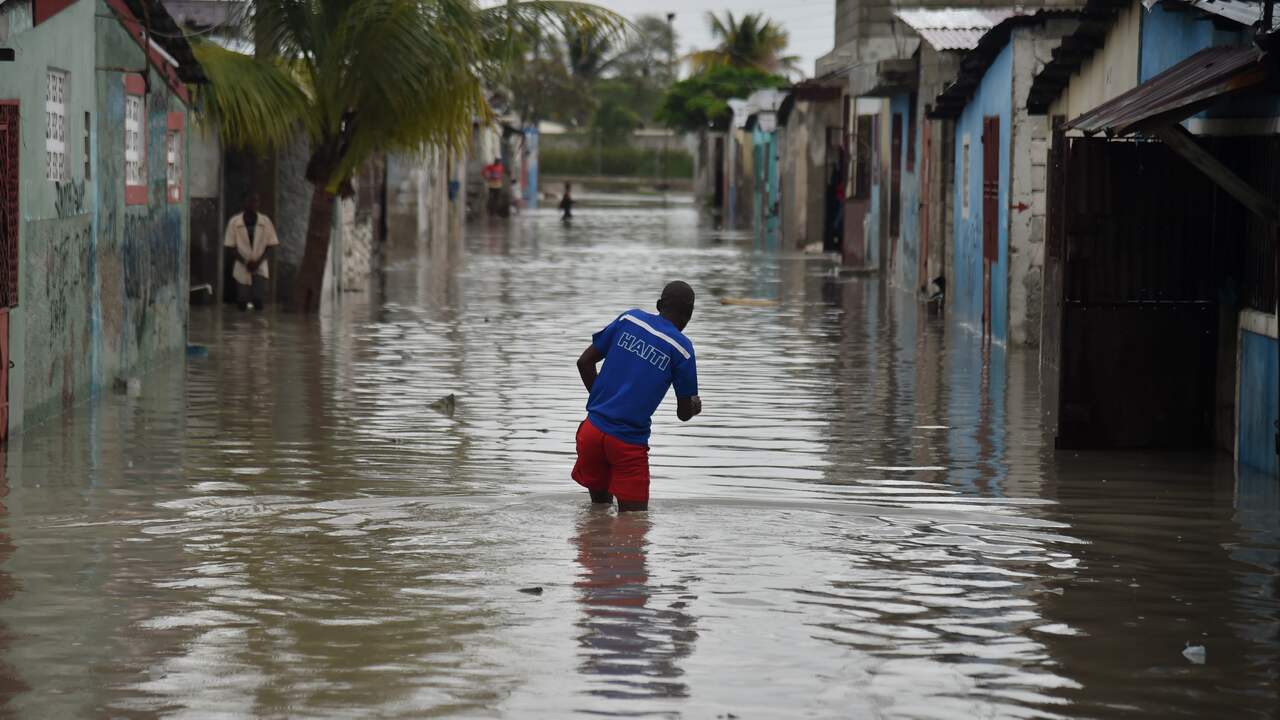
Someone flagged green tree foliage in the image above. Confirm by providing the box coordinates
[509,14,677,141]
[656,65,786,133]
[687,11,799,77]
[192,0,625,312]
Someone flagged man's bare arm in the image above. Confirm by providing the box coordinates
[577,345,605,392]
[676,395,702,422]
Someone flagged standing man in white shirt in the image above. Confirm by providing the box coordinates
[224,191,279,311]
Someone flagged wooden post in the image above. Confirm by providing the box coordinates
[1151,124,1279,224]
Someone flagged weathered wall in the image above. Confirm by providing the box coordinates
[920,45,960,296]
[273,133,310,301]
[1008,24,1072,347]
[0,0,189,434]
[1049,0,1141,121]
[888,92,921,292]
[96,0,189,377]
[1237,311,1278,475]
[779,120,806,248]
[953,42,1012,341]
[0,0,99,431]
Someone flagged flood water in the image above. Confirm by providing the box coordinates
[1,202,1278,718]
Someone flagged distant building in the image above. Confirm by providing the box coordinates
[0,0,203,438]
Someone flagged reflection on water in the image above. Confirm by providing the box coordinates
[574,509,696,704]
[0,203,1275,718]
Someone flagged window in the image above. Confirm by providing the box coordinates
[124,74,146,205]
[83,111,90,180]
[962,134,971,219]
[166,112,183,203]
[45,69,68,183]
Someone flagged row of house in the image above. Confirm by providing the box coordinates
[0,0,474,441]
[700,0,1280,476]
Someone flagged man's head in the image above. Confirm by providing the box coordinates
[493,157,502,166]
[243,191,260,215]
[656,281,695,331]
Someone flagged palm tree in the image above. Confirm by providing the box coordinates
[193,0,625,312]
[687,11,799,77]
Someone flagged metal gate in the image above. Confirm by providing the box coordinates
[0,102,17,443]
[1055,137,1219,449]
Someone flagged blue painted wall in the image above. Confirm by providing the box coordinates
[952,43,1013,342]
[890,94,921,291]
[1139,4,1244,82]
[1238,330,1278,475]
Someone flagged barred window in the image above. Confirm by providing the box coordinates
[166,129,181,202]
[125,95,144,187]
[45,70,68,182]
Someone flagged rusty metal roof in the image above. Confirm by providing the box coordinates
[1063,45,1267,135]
[893,8,1020,51]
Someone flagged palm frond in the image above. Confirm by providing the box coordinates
[190,40,313,153]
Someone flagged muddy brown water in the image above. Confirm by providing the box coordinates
[0,204,1277,718]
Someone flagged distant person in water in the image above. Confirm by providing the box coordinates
[223,191,278,311]
[559,182,574,221]
[573,281,702,511]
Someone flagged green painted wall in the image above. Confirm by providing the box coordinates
[0,0,189,434]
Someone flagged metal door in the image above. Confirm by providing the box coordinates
[1056,137,1219,449]
[981,116,999,340]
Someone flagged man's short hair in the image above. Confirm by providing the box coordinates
[661,281,695,310]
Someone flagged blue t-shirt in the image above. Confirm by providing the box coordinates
[586,309,698,446]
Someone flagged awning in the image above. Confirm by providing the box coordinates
[1063,45,1268,136]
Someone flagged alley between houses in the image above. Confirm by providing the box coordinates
[0,204,1277,718]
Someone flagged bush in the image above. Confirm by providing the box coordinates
[539,146,693,178]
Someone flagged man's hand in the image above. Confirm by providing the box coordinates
[677,395,702,422]
[577,345,604,392]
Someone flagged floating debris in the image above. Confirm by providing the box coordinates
[1182,642,1206,664]
[430,394,456,416]
[518,586,544,595]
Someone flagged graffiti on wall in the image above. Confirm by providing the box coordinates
[54,180,87,219]
[24,214,95,415]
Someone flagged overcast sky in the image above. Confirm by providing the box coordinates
[595,0,837,79]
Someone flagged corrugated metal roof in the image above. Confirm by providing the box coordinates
[1176,0,1277,30]
[893,8,1021,50]
[1063,45,1267,135]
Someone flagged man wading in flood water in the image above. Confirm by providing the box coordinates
[573,282,702,511]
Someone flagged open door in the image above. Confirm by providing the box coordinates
[0,102,18,443]
[981,116,1000,341]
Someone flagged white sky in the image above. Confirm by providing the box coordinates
[595,0,837,79]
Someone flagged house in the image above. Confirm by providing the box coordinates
[930,11,1078,346]
[1028,0,1280,474]
[815,0,1081,275]
[0,0,203,439]
[776,80,844,252]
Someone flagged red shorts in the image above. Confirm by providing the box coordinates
[572,418,650,503]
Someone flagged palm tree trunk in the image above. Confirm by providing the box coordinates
[290,182,335,313]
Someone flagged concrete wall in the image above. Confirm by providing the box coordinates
[1050,0,1141,120]
[1007,25,1071,347]
[953,42,1013,341]
[780,99,842,251]
[0,0,189,434]
[920,45,960,296]
[1237,311,1278,476]
[888,92,921,292]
